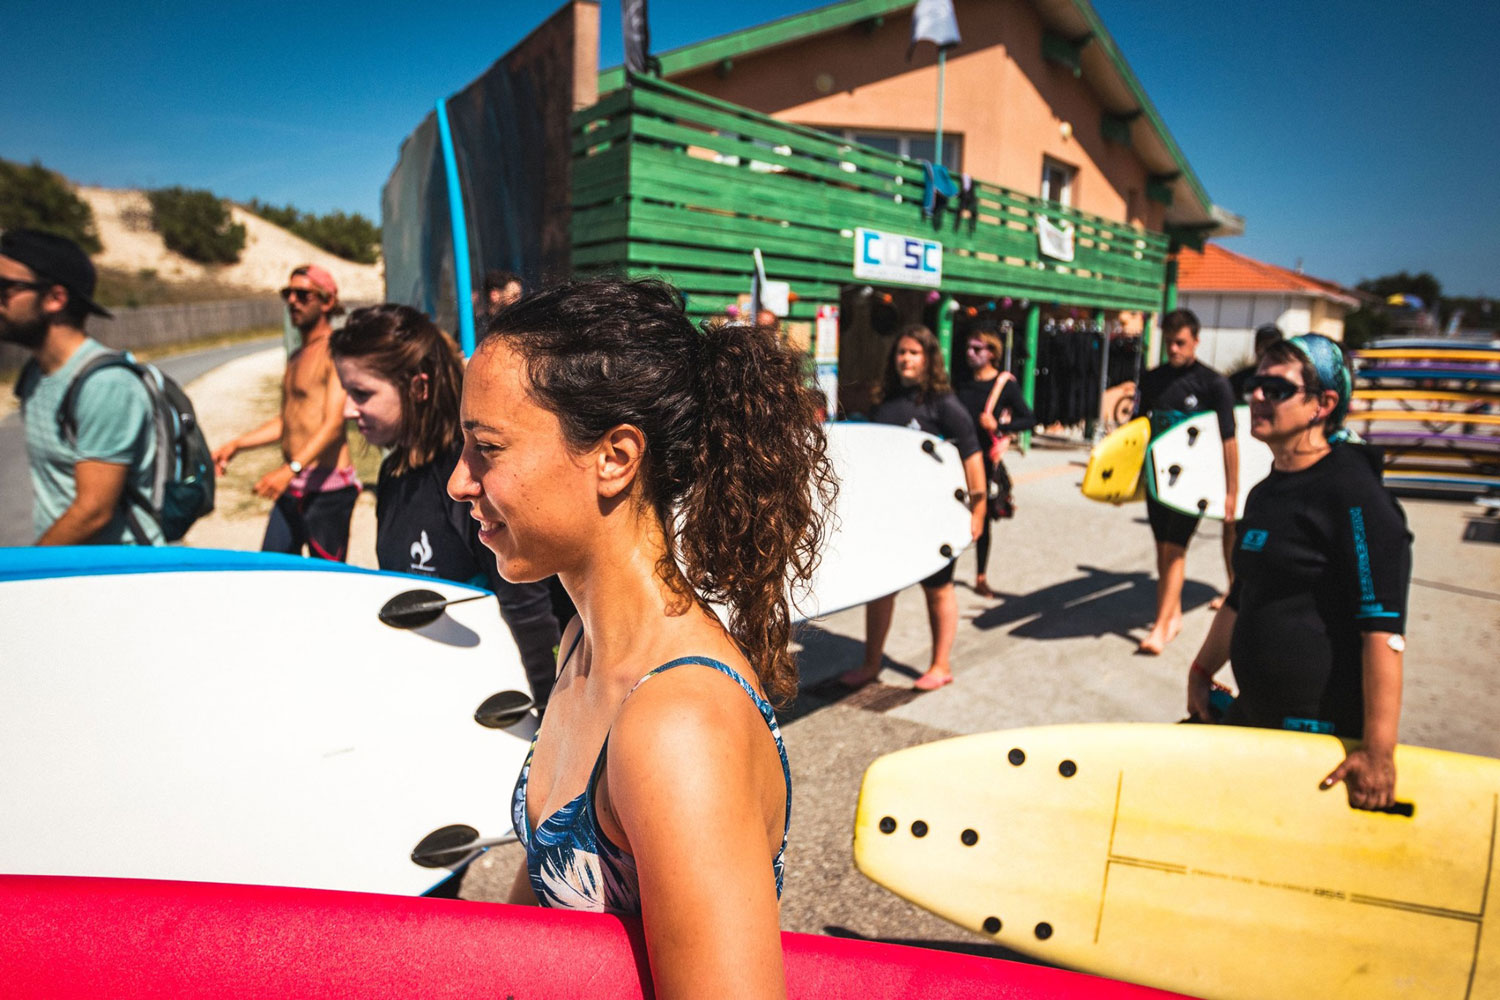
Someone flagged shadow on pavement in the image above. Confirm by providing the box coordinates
[971,564,1218,643]
[785,624,923,726]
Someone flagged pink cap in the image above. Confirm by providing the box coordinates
[293,264,338,299]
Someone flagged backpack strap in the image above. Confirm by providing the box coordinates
[56,350,163,544]
[983,370,1014,419]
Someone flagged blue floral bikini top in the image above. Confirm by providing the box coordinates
[511,632,792,915]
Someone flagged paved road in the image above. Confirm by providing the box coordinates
[0,336,279,546]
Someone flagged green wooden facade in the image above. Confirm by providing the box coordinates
[571,75,1171,322]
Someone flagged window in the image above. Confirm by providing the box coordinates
[840,129,962,172]
[1041,157,1076,206]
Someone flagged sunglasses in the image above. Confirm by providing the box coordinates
[280,287,322,303]
[965,343,992,354]
[1243,374,1313,403]
[0,277,48,300]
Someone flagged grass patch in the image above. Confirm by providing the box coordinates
[94,265,262,308]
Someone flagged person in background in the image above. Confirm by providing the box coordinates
[1227,323,1284,400]
[329,304,565,709]
[453,278,832,998]
[956,329,1035,598]
[4,230,160,545]
[479,269,524,329]
[1187,334,1411,810]
[839,324,986,691]
[1134,309,1237,654]
[212,265,359,561]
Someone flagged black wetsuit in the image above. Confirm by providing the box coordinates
[375,444,565,709]
[1136,360,1237,546]
[872,386,980,586]
[1224,445,1412,737]
[956,375,1037,574]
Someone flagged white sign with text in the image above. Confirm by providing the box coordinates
[852,228,943,287]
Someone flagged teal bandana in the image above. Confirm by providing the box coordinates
[1287,334,1353,443]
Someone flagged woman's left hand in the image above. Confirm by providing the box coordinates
[979,411,998,433]
[1321,746,1397,810]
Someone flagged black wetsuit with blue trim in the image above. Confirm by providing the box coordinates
[1224,444,1412,737]
[512,631,791,914]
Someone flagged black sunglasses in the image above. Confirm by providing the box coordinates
[0,277,48,300]
[280,287,321,303]
[1243,374,1314,403]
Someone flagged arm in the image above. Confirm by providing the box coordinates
[253,367,351,500]
[36,460,130,545]
[607,679,787,1000]
[995,379,1037,435]
[1186,602,1237,721]
[1321,634,1402,809]
[506,859,539,905]
[213,415,283,474]
[963,451,987,540]
[1221,437,1239,523]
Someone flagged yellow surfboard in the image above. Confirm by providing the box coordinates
[1081,417,1149,503]
[854,724,1500,1000]
[1357,348,1500,363]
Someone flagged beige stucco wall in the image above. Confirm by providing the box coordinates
[676,0,1163,230]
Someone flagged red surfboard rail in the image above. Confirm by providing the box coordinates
[0,876,1186,999]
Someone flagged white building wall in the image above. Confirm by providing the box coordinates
[1178,292,1317,373]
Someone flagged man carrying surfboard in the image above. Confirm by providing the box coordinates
[212,265,360,561]
[1135,309,1237,654]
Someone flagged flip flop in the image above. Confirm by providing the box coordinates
[913,671,954,691]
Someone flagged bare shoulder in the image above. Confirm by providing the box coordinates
[607,659,775,798]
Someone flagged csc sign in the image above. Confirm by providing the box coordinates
[853,228,943,288]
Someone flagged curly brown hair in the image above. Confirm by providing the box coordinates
[482,278,835,705]
[875,323,951,405]
[329,304,465,476]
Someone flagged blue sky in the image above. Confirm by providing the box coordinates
[4,0,1495,296]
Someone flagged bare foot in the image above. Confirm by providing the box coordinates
[837,665,882,689]
[974,578,995,599]
[1138,618,1182,655]
[913,668,954,691]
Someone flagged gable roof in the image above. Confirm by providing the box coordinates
[598,0,1238,235]
[1176,243,1361,307]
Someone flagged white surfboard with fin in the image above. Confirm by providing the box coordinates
[0,547,535,896]
[1146,405,1272,519]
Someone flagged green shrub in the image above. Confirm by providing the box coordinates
[148,186,246,264]
[0,159,102,253]
[246,199,381,265]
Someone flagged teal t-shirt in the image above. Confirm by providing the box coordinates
[18,338,163,545]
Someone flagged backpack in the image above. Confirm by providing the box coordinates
[56,351,215,542]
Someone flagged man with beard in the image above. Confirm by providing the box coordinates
[212,265,359,561]
[4,229,161,545]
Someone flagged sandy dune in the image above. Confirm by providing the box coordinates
[79,186,384,301]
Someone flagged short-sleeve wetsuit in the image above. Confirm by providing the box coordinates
[1136,359,1237,545]
[1224,444,1412,737]
[872,385,980,586]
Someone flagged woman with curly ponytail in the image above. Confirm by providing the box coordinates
[450,278,833,997]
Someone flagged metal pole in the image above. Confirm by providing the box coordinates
[1092,309,1110,442]
[934,48,947,168]
[935,295,956,373]
[435,98,477,357]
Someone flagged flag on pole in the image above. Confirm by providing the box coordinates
[909,0,961,59]
[623,0,652,75]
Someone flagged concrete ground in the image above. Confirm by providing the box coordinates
[19,345,1498,962]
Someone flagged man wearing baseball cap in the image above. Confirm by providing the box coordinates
[212,264,359,561]
[4,229,162,545]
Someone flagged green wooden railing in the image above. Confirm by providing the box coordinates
[571,74,1169,320]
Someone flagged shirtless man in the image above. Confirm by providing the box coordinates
[212,265,360,561]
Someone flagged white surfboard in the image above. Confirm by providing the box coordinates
[0,547,536,896]
[1146,405,1272,519]
[794,422,973,620]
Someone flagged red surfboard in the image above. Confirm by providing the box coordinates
[0,875,1184,999]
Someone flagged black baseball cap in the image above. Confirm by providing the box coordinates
[0,229,113,318]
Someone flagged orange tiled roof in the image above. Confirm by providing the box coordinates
[1175,244,1360,305]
